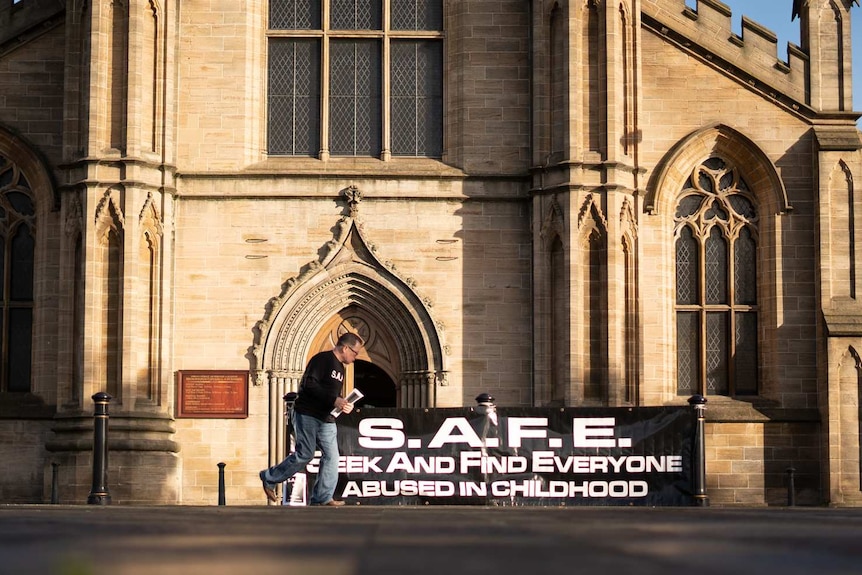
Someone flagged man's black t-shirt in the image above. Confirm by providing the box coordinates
[294,350,345,422]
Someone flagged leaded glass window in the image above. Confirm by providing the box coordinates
[267,0,444,158]
[331,0,381,29]
[269,39,321,156]
[674,157,758,396]
[0,156,34,393]
[391,40,442,157]
[330,40,382,156]
[270,0,320,29]
[391,0,443,30]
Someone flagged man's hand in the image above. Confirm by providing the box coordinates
[334,397,354,414]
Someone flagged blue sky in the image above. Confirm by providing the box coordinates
[692,0,862,124]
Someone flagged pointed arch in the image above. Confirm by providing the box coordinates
[577,192,607,243]
[837,346,862,497]
[0,126,57,396]
[137,195,162,405]
[534,193,568,407]
[58,189,87,409]
[540,195,565,249]
[252,216,446,407]
[139,192,162,240]
[93,187,124,401]
[829,160,855,299]
[620,197,639,404]
[94,187,125,239]
[576,193,608,404]
[646,124,791,216]
[0,124,58,211]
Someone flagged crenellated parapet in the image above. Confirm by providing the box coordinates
[642,0,809,111]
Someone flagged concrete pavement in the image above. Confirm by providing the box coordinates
[1,505,861,575]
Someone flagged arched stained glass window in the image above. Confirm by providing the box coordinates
[674,157,758,396]
[0,156,35,393]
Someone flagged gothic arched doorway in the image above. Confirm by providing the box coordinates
[253,212,447,471]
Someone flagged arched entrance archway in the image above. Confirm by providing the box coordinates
[251,212,446,468]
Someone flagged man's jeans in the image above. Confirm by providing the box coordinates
[262,411,339,505]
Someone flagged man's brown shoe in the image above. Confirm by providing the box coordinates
[320,500,345,507]
[259,471,278,503]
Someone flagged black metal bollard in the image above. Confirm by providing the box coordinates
[87,392,112,505]
[786,467,796,507]
[473,393,498,505]
[51,463,59,504]
[281,392,299,505]
[218,462,226,506]
[474,393,497,430]
[475,393,495,413]
[688,394,709,507]
[284,391,298,438]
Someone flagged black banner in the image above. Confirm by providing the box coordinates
[299,405,696,506]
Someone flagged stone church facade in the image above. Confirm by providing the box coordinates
[0,0,861,506]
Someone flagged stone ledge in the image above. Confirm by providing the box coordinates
[813,125,862,152]
[703,399,820,423]
[823,312,862,336]
[0,393,55,419]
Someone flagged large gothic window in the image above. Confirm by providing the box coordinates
[267,0,443,158]
[674,157,758,397]
[0,156,34,393]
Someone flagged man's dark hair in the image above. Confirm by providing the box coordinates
[337,332,364,348]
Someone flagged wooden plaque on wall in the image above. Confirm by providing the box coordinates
[176,370,249,419]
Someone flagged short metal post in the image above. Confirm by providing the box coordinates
[218,462,226,506]
[473,393,497,505]
[87,392,112,505]
[282,392,298,505]
[284,391,298,449]
[786,467,796,507]
[475,393,495,414]
[688,394,709,507]
[51,463,59,504]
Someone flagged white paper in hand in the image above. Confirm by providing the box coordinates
[331,389,364,418]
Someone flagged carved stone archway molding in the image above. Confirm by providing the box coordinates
[645,123,792,216]
[251,205,447,467]
[251,208,447,407]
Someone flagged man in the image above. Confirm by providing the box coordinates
[259,332,364,506]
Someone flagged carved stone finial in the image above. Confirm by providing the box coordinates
[342,186,362,218]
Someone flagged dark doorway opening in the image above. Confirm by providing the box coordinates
[353,360,396,407]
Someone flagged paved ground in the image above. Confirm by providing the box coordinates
[1,505,862,575]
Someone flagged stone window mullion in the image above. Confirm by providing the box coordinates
[381,1,392,160]
[675,158,759,397]
[320,31,331,160]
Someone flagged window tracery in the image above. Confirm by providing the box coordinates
[674,157,759,396]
